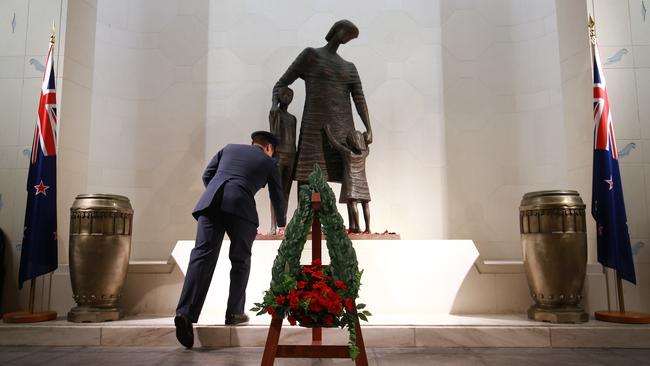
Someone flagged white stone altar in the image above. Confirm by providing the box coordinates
[42,238,609,325]
[172,239,480,324]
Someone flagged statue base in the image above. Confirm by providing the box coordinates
[173,239,478,321]
[67,306,122,323]
[527,305,588,323]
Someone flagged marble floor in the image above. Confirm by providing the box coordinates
[1,346,649,366]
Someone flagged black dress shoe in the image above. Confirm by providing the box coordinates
[225,313,249,326]
[174,314,194,348]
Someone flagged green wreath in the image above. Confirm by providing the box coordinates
[252,165,371,360]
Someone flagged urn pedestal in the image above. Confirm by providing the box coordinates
[519,190,589,323]
[68,194,133,322]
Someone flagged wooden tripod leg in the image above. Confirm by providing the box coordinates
[261,316,283,366]
[354,319,369,366]
[312,327,322,345]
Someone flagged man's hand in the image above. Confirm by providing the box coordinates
[277,227,286,236]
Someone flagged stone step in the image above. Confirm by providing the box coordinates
[1,315,649,348]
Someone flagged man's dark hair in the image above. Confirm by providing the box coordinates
[251,131,278,148]
[252,135,273,148]
[325,19,359,42]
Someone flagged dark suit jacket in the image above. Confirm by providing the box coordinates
[192,144,287,227]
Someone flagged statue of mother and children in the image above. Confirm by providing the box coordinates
[268,19,373,235]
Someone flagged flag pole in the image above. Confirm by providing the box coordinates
[603,267,611,311]
[589,15,649,324]
[616,273,625,313]
[590,15,612,314]
[2,22,58,324]
[28,279,36,313]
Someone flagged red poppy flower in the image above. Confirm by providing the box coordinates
[309,301,324,313]
[345,298,354,312]
[297,281,308,289]
[318,295,331,307]
[288,291,299,304]
[276,295,286,305]
[334,280,346,290]
[311,271,324,280]
[328,302,342,315]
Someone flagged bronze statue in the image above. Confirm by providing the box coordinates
[325,126,371,233]
[269,86,297,234]
[270,19,372,184]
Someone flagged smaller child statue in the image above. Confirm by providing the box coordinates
[268,86,297,235]
[324,125,371,233]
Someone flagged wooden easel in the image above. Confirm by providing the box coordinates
[260,193,369,365]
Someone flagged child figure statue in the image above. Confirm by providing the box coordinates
[269,86,297,235]
[324,125,371,233]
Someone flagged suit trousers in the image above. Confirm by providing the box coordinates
[176,210,257,323]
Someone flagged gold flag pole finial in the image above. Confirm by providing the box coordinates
[50,21,55,45]
[588,15,596,44]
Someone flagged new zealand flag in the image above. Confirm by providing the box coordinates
[591,41,636,284]
[18,42,58,289]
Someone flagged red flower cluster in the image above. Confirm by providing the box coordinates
[271,260,353,328]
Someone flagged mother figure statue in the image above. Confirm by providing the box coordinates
[271,19,372,184]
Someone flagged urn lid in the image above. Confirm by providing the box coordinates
[71,194,133,213]
[520,190,585,210]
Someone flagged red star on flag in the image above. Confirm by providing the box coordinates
[34,180,50,196]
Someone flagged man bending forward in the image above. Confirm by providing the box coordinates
[174,131,287,348]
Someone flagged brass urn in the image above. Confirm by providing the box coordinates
[68,194,133,322]
[519,190,588,323]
